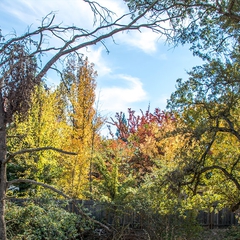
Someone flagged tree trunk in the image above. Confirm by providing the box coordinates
[0,95,7,240]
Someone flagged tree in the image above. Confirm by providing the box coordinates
[7,84,69,196]
[0,1,172,238]
[166,56,240,211]
[125,0,240,213]
[91,138,135,203]
[125,0,240,59]
[109,107,174,182]
[58,57,102,198]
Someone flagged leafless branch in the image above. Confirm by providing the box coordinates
[6,179,69,198]
[84,0,115,25]
[1,0,175,90]
[6,146,77,163]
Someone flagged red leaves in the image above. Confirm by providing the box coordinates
[107,107,175,181]
[109,107,173,143]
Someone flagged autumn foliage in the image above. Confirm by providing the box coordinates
[107,107,176,182]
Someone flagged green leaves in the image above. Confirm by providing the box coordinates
[7,84,69,196]
[6,200,84,240]
[125,0,240,60]
[168,58,240,114]
[165,53,240,212]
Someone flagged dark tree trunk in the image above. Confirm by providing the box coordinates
[0,94,7,240]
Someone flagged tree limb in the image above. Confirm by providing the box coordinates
[6,146,77,163]
[35,0,161,81]
[213,126,240,141]
[199,165,240,191]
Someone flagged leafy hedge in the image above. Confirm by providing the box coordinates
[6,200,92,240]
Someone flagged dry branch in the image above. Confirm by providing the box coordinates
[6,146,77,163]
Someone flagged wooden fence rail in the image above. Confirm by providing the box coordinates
[197,208,239,228]
[9,198,239,229]
[68,200,239,228]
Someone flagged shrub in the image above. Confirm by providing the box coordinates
[6,199,92,240]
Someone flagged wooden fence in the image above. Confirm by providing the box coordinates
[67,200,144,228]
[9,198,239,229]
[197,208,239,228]
[64,200,240,229]
[69,200,240,229]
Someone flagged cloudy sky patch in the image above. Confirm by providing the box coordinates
[97,74,147,113]
[117,29,161,54]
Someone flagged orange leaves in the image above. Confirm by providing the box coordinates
[108,107,177,181]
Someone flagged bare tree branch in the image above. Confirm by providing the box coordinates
[6,179,68,198]
[6,147,77,163]
[84,0,115,25]
[1,0,187,89]
[35,0,162,81]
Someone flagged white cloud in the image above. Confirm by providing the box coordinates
[81,46,112,76]
[97,74,147,113]
[115,28,161,54]
[1,0,132,26]
[1,0,104,30]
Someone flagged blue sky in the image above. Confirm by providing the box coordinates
[0,0,203,119]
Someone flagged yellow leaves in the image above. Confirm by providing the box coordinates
[58,58,101,198]
[139,135,158,157]
[6,84,71,196]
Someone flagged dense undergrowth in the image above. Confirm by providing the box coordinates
[5,199,239,240]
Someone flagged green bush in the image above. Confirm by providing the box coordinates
[6,199,92,240]
[225,225,240,240]
[135,209,203,240]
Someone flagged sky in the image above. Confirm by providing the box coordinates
[0,0,203,127]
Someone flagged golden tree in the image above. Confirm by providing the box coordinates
[60,58,101,198]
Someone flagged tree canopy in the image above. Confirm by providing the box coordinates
[125,0,240,59]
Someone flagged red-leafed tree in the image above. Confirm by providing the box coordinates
[108,107,175,182]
